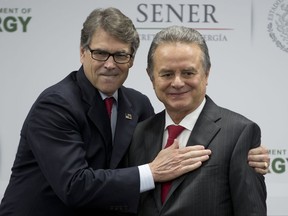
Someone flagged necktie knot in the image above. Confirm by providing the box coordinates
[165,125,185,148]
[104,97,114,118]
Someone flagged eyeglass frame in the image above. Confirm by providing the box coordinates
[87,46,133,64]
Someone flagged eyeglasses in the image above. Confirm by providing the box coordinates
[87,46,132,64]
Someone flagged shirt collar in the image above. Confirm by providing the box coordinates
[99,90,118,103]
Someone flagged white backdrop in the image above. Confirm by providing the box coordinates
[1,0,288,215]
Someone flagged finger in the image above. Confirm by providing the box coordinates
[253,167,269,175]
[248,161,269,169]
[178,145,206,153]
[248,162,269,175]
[179,161,203,173]
[248,154,270,164]
[248,146,268,155]
[181,155,210,166]
[166,140,180,149]
[181,149,212,158]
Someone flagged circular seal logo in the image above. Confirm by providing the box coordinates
[267,0,288,53]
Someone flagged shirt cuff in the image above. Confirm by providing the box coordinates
[138,164,155,193]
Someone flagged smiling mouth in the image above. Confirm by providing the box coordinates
[101,74,119,83]
[100,73,120,81]
[102,73,118,76]
[168,91,188,96]
[170,92,182,95]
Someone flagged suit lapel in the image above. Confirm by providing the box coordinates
[146,112,165,162]
[109,88,139,168]
[145,112,166,211]
[77,67,113,164]
[87,100,112,145]
[164,96,221,205]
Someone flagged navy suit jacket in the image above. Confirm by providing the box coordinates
[128,96,267,216]
[0,66,154,216]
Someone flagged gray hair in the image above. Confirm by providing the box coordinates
[147,25,211,79]
[80,7,140,56]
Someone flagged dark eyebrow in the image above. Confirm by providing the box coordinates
[91,48,130,55]
[92,49,131,55]
[182,67,197,72]
[90,48,108,53]
[158,70,174,75]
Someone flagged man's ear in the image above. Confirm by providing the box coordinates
[80,46,85,63]
[146,68,155,90]
[128,59,134,68]
[146,68,152,81]
[205,69,210,86]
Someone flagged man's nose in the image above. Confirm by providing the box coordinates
[104,56,116,69]
[171,75,184,87]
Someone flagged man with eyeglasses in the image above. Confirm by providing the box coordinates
[0,7,270,216]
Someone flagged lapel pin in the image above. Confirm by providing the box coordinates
[125,113,132,120]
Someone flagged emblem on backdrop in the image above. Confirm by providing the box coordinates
[267,0,288,53]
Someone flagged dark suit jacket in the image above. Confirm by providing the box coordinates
[0,66,154,216]
[128,96,266,216]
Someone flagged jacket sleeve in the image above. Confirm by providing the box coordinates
[229,122,267,216]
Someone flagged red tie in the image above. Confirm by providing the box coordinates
[161,125,185,204]
[104,97,114,118]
